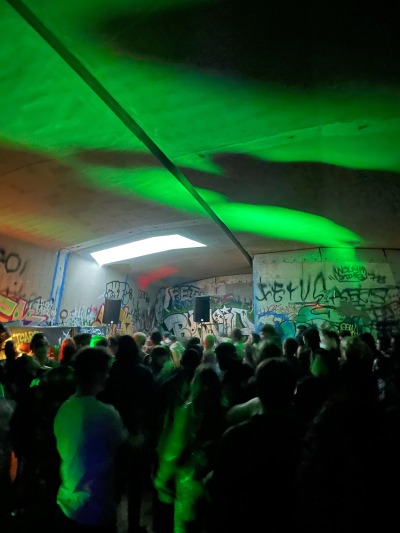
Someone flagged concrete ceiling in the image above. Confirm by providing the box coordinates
[0,0,399,287]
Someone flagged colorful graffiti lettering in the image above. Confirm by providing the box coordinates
[11,329,41,347]
[119,305,135,335]
[0,293,55,325]
[255,261,400,338]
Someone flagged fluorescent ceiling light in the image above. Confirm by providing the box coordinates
[91,234,206,266]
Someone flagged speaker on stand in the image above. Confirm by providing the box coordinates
[103,298,122,326]
[193,296,211,343]
[193,296,210,322]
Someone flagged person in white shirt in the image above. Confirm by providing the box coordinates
[54,347,127,532]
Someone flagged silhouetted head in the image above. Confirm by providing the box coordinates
[115,334,139,363]
[73,347,111,395]
[91,335,108,348]
[59,338,76,366]
[377,334,391,354]
[186,337,204,356]
[204,334,216,350]
[342,337,373,363]
[256,358,296,410]
[107,335,120,355]
[391,333,400,355]
[258,341,282,364]
[4,340,18,362]
[151,345,170,371]
[303,328,321,350]
[249,332,261,345]
[74,333,92,350]
[359,332,377,354]
[215,342,238,371]
[283,337,298,358]
[133,332,147,348]
[191,365,221,409]
[261,324,276,339]
[181,348,202,372]
[150,330,163,345]
[320,329,340,350]
[231,328,243,342]
[32,338,50,367]
[60,344,77,367]
[30,332,47,351]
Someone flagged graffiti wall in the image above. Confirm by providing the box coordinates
[47,253,158,334]
[154,274,254,339]
[9,326,107,348]
[0,236,155,335]
[254,251,400,339]
[0,236,57,326]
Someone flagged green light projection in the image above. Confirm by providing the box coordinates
[3,0,392,250]
[2,0,400,172]
[82,166,361,248]
[0,2,145,155]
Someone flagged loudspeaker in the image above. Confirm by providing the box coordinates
[193,296,210,323]
[103,299,122,324]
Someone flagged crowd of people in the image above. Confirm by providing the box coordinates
[1,323,400,533]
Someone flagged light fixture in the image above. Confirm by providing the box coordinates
[91,234,206,266]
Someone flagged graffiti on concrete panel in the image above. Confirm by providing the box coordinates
[118,305,135,335]
[138,289,150,304]
[11,329,41,346]
[331,264,387,284]
[164,311,199,338]
[105,281,133,305]
[0,248,29,297]
[212,306,254,336]
[0,248,27,275]
[164,285,203,311]
[156,284,254,338]
[255,262,400,338]
[0,293,55,325]
[256,271,327,304]
[58,305,100,327]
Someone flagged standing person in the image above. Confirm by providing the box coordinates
[202,334,218,370]
[211,358,304,533]
[229,328,245,358]
[31,336,59,371]
[101,335,155,533]
[54,347,127,532]
[133,332,147,363]
[73,333,92,351]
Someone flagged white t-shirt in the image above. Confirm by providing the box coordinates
[54,394,127,526]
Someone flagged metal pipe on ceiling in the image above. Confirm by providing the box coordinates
[6,0,253,267]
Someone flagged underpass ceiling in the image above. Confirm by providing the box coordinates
[1,0,399,286]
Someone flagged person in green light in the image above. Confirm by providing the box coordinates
[210,358,304,533]
[54,347,127,532]
[90,335,108,348]
[154,366,225,533]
